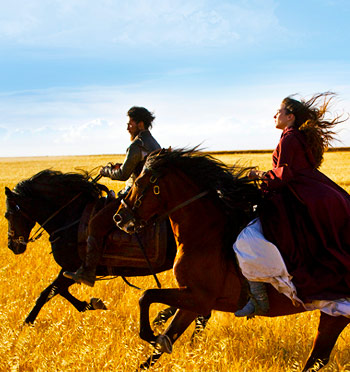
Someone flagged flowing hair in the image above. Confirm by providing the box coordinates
[283,92,347,168]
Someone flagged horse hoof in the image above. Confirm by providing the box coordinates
[90,298,107,310]
[155,335,173,354]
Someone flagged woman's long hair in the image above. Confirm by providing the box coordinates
[283,92,347,168]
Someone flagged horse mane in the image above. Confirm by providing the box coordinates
[14,169,106,203]
[145,148,261,217]
[145,148,262,261]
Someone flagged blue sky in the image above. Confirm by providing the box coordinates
[1,0,350,157]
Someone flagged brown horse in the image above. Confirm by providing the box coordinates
[115,148,350,371]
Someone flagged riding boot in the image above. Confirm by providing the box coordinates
[63,236,103,287]
[235,281,269,317]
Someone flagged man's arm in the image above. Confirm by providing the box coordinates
[100,143,142,181]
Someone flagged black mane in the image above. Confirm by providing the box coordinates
[145,148,261,216]
[14,169,105,203]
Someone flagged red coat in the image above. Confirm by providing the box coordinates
[259,127,350,301]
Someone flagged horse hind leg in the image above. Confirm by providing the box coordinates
[303,311,350,371]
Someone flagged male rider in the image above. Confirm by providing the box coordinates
[64,106,161,286]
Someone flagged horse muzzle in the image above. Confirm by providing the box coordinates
[8,236,27,254]
[113,209,145,234]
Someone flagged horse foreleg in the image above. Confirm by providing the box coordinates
[139,350,163,370]
[140,309,197,370]
[153,306,177,326]
[53,271,107,312]
[25,281,60,324]
[303,312,350,372]
[25,270,82,324]
[139,287,213,345]
[159,309,197,351]
[153,306,211,340]
[25,270,106,324]
[191,312,211,342]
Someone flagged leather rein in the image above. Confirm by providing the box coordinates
[119,175,209,290]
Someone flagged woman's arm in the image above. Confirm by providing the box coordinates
[262,134,301,190]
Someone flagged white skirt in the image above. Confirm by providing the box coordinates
[233,218,350,317]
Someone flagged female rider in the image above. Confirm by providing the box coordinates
[234,93,350,317]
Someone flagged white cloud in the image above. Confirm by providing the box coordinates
[58,118,110,143]
[0,0,281,50]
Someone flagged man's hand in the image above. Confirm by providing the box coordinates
[99,165,112,177]
[99,163,122,177]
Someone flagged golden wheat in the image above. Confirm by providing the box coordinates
[1,152,350,371]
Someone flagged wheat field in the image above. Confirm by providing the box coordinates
[1,151,350,372]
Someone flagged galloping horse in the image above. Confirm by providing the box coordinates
[5,170,180,324]
[115,148,350,371]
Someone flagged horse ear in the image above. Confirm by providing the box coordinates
[158,148,170,155]
[5,187,13,197]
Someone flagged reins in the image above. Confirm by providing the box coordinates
[28,192,83,243]
[49,218,81,238]
[134,232,162,288]
[27,174,104,243]
[119,176,210,289]
[154,190,209,223]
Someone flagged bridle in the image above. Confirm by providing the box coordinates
[116,173,160,231]
[116,171,209,232]
[7,202,38,247]
[7,192,83,247]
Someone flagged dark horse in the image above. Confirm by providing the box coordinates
[115,148,350,371]
[4,170,184,326]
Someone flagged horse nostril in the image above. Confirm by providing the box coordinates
[113,213,122,224]
[126,224,135,233]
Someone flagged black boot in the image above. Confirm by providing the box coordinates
[235,281,269,317]
[64,236,102,287]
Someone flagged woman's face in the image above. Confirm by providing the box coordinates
[274,103,295,130]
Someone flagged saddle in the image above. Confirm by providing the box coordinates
[78,198,168,272]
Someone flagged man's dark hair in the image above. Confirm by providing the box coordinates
[128,106,155,129]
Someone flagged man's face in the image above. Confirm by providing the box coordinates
[127,118,143,140]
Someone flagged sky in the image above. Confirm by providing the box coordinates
[1,0,350,157]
